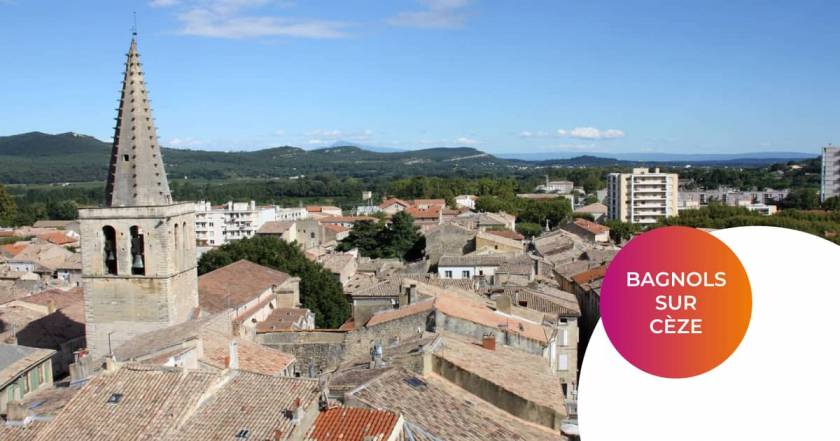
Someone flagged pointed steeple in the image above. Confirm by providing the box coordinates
[105,38,172,207]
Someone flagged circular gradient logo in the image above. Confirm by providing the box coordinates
[600,226,752,378]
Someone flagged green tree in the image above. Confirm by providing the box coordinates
[604,220,640,243]
[336,220,383,257]
[198,236,350,328]
[781,188,820,210]
[0,184,16,224]
[515,222,543,238]
[822,196,840,211]
[383,212,424,260]
[47,200,78,220]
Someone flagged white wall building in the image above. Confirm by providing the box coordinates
[607,168,678,224]
[535,178,574,194]
[821,146,840,202]
[195,201,276,247]
[275,207,309,222]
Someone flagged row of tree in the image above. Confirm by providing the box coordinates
[336,212,425,260]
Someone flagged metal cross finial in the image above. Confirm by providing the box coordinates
[132,11,138,37]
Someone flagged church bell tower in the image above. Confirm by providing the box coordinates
[79,37,198,358]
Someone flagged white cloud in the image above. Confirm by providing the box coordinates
[304,129,374,142]
[274,129,285,135]
[557,129,567,136]
[566,127,625,140]
[387,0,472,29]
[456,136,479,145]
[155,0,349,39]
[150,0,180,7]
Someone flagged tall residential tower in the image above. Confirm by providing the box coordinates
[79,38,198,358]
[821,146,840,202]
[607,168,678,224]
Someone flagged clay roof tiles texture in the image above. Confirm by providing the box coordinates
[198,259,290,313]
[306,407,400,441]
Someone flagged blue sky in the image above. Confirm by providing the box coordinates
[1,0,838,154]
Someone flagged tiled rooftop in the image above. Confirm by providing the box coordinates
[434,333,566,417]
[257,221,295,234]
[199,259,290,313]
[305,407,400,441]
[256,308,312,332]
[366,299,435,327]
[349,368,563,441]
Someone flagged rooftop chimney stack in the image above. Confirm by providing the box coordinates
[5,401,28,425]
[228,340,239,370]
[482,334,497,351]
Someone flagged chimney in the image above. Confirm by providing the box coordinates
[482,334,496,351]
[289,397,303,424]
[6,401,28,424]
[496,295,512,315]
[104,354,120,373]
[227,340,239,370]
[273,429,284,441]
[408,284,417,305]
[47,299,56,314]
[369,344,384,369]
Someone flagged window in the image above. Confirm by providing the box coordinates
[444,270,453,278]
[123,154,130,161]
[107,393,124,404]
[462,270,470,278]
[130,226,145,276]
[102,226,118,275]
[557,354,569,371]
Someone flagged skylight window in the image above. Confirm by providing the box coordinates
[107,393,123,404]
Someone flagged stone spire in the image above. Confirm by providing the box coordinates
[104,38,172,207]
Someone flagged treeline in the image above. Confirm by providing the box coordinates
[658,204,840,244]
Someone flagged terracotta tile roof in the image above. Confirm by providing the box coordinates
[323,223,349,234]
[36,231,77,245]
[572,265,608,285]
[306,205,323,212]
[574,202,608,214]
[485,229,525,241]
[256,308,313,332]
[434,333,566,417]
[338,318,355,331]
[349,368,562,441]
[114,316,216,362]
[19,287,84,310]
[306,407,400,441]
[199,330,295,375]
[410,199,446,207]
[434,292,550,343]
[33,365,221,441]
[172,371,320,441]
[320,216,376,224]
[379,198,410,209]
[486,285,580,317]
[199,260,290,313]
[0,421,48,441]
[404,206,441,220]
[1,242,29,257]
[366,299,435,327]
[257,221,295,234]
[35,365,321,441]
[573,218,609,234]
[320,254,355,274]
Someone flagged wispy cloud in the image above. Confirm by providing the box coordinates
[387,0,473,29]
[167,137,204,148]
[456,136,479,145]
[519,126,625,140]
[152,0,350,39]
[567,127,625,140]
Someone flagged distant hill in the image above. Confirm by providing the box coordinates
[500,150,817,162]
[0,131,817,184]
[0,132,513,184]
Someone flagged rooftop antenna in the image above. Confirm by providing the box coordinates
[131,11,138,38]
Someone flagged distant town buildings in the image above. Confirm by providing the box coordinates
[536,177,575,194]
[821,146,840,202]
[195,200,276,247]
[607,167,678,224]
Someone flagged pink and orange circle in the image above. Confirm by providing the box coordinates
[600,226,752,378]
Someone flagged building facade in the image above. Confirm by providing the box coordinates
[79,38,199,358]
[821,146,840,202]
[607,168,678,224]
[194,201,275,247]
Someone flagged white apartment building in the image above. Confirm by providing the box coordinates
[535,178,574,194]
[195,201,276,247]
[276,207,309,222]
[821,146,840,202]
[607,168,678,224]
